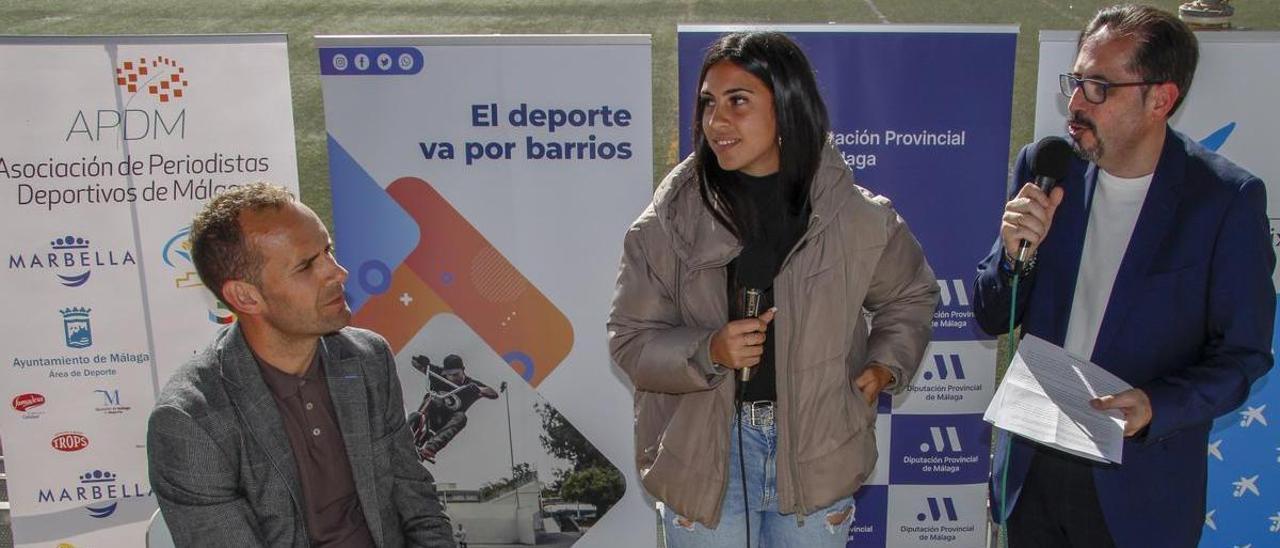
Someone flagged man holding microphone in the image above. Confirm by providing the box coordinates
[973,4,1274,547]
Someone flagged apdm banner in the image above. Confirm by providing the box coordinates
[1036,30,1280,548]
[679,25,1017,547]
[0,35,297,547]
[317,35,654,547]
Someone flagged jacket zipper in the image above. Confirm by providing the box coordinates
[779,214,821,518]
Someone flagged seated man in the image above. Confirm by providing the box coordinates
[146,183,454,547]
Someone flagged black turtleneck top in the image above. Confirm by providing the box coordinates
[722,170,808,402]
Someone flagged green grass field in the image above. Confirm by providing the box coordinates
[6,0,1277,225]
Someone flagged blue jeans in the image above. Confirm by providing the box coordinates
[661,409,855,548]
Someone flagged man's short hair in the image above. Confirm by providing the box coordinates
[189,182,295,308]
[1080,3,1199,115]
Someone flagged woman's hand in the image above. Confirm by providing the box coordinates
[856,363,895,405]
[709,308,777,370]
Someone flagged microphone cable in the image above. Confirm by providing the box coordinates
[736,374,752,548]
[994,135,1069,548]
[996,263,1025,548]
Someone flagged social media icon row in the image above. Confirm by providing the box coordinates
[331,52,415,73]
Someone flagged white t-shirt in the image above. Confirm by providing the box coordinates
[1062,169,1154,360]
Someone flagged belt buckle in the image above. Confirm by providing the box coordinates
[744,401,775,428]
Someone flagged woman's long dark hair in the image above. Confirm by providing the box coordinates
[692,31,830,240]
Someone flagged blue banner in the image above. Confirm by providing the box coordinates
[679,26,1017,547]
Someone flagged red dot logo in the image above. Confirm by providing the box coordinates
[116,55,189,102]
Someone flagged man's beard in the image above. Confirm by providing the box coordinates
[1068,112,1103,163]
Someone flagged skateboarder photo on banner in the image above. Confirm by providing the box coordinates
[408,353,504,462]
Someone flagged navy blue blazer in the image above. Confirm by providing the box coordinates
[973,127,1274,548]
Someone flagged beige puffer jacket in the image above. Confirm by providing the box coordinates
[607,145,939,527]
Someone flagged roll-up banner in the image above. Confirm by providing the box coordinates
[0,34,298,547]
[1036,30,1280,548]
[679,25,1017,548]
[317,35,654,547]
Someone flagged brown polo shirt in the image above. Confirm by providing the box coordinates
[256,350,376,548]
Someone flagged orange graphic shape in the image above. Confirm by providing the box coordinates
[353,263,450,352]
[351,177,573,388]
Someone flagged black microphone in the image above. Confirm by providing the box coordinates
[1015,136,1073,272]
[736,262,774,382]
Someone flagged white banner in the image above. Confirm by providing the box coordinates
[317,35,653,547]
[0,35,297,547]
[1036,30,1280,547]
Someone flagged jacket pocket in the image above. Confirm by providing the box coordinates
[793,360,868,463]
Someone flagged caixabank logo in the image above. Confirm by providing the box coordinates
[36,468,151,519]
[890,414,989,484]
[161,225,236,325]
[8,235,136,288]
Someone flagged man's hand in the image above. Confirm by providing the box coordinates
[1001,182,1065,261]
[418,446,437,463]
[709,308,777,370]
[1091,388,1153,437]
[855,363,894,405]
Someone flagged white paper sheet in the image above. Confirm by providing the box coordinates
[984,335,1131,463]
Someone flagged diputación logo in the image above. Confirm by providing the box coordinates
[116,56,189,103]
[932,277,978,335]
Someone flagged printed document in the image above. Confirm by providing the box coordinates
[983,334,1130,463]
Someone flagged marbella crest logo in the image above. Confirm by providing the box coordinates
[116,56,189,103]
[7,234,136,288]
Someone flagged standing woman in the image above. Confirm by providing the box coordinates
[608,31,938,547]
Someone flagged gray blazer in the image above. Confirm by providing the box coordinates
[147,324,454,547]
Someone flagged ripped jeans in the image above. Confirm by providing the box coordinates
[661,408,855,548]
